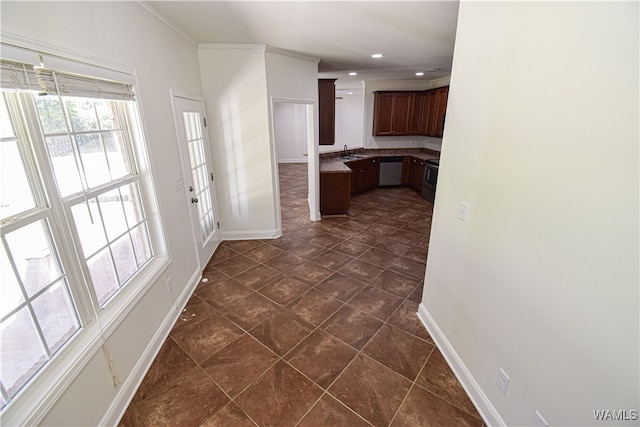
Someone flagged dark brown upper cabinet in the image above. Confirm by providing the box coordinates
[318,79,337,145]
[373,87,449,137]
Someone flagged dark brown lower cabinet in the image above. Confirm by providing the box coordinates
[320,172,351,215]
[348,158,379,195]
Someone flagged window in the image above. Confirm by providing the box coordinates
[0,55,158,412]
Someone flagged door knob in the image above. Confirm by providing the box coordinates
[191,197,198,204]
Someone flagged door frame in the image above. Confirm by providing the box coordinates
[169,90,221,269]
[269,97,320,229]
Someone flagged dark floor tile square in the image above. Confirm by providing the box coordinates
[201,334,278,397]
[391,385,482,427]
[257,275,310,305]
[132,338,196,405]
[214,254,259,277]
[287,288,343,326]
[314,272,367,303]
[243,242,284,262]
[333,240,372,257]
[170,295,217,334]
[287,242,327,260]
[416,349,480,417]
[321,305,383,350]
[264,252,307,273]
[363,324,433,381]
[289,261,334,286]
[312,249,354,271]
[329,354,411,427]
[308,233,345,248]
[371,269,421,299]
[357,247,398,269]
[387,300,431,341]
[297,394,371,427]
[388,256,426,279]
[408,284,423,304]
[374,240,411,257]
[235,361,323,427]
[135,366,228,427]
[171,313,243,364]
[338,259,384,283]
[223,292,280,330]
[222,240,263,254]
[211,246,239,265]
[402,243,429,263]
[197,279,252,310]
[348,286,403,321]
[285,329,357,388]
[249,308,314,356]
[196,268,232,293]
[200,402,257,427]
[233,264,282,290]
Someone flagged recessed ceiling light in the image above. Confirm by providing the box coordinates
[348,92,354,95]
[371,53,384,59]
[415,72,425,76]
[348,72,357,76]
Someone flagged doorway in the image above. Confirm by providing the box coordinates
[271,99,319,226]
[171,94,221,269]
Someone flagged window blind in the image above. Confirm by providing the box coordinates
[1,44,135,101]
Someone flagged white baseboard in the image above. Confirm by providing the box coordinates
[101,268,202,426]
[221,229,282,240]
[417,303,505,427]
[278,158,308,164]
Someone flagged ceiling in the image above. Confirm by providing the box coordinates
[144,1,460,91]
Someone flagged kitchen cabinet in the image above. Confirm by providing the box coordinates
[372,92,415,136]
[424,86,448,137]
[320,172,350,215]
[319,79,337,145]
[401,157,412,185]
[348,158,379,194]
[373,87,449,137]
[409,158,425,191]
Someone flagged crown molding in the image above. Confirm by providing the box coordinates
[135,1,197,46]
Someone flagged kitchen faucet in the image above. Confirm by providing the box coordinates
[343,145,348,157]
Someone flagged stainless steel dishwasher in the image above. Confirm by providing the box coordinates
[378,156,404,186]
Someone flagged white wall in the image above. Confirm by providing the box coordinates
[198,44,277,239]
[274,103,308,163]
[363,77,450,151]
[420,2,639,426]
[318,86,366,154]
[1,1,207,425]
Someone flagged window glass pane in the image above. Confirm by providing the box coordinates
[31,280,79,354]
[103,130,129,179]
[0,140,36,220]
[98,189,127,242]
[45,135,83,197]
[0,244,25,319]
[66,99,98,132]
[35,97,67,135]
[77,133,109,188]
[111,234,137,284]
[71,200,106,257]
[0,96,15,138]
[87,247,118,306]
[188,140,204,168]
[0,306,48,401]
[131,223,152,268]
[95,100,121,130]
[121,182,145,227]
[4,220,62,297]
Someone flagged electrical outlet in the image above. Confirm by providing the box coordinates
[459,202,469,222]
[497,368,510,394]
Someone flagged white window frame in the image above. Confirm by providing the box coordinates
[0,45,168,426]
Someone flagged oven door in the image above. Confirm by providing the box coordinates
[422,163,438,203]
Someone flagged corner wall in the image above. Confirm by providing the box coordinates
[421,2,639,426]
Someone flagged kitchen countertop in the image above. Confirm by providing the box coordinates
[319,148,440,173]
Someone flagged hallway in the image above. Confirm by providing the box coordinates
[120,163,483,426]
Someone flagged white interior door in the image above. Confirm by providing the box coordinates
[172,95,220,268]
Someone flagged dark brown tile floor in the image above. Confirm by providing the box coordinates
[120,163,483,427]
